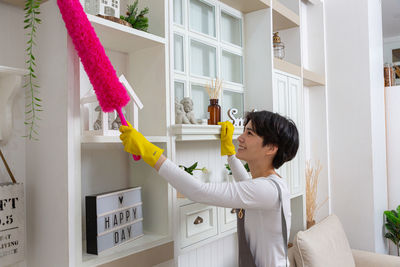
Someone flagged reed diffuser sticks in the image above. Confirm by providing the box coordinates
[205,78,222,99]
[305,160,328,228]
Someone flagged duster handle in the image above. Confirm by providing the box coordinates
[117,108,141,161]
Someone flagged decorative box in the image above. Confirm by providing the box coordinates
[85,187,143,254]
[85,0,120,18]
[80,74,143,137]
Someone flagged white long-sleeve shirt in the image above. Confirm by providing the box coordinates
[158,155,291,267]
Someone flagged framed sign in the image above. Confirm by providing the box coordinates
[85,187,143,255]
[0,182,25,267]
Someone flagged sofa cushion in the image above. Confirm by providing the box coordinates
[352,249,400,267]
[292,214,355,267]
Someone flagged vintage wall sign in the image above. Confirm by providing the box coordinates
[85,187,143,254]
[0,182,25,267]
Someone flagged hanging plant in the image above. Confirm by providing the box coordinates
[23,0,42,140]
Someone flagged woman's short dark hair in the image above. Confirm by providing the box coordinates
[244,110,299,169]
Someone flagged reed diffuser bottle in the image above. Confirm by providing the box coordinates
[206,79,222,125]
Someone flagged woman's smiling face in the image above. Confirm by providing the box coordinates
[236,121,267,162]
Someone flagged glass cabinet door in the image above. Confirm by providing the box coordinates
[221,11,242,47]
[222,90,244,122]
[221,50,243,84]
[173,0,184,25]
[191,84,209,120]
[190,0,216,37]
[190,39,216,78]
[174,34,185,72]
[175,81,185,101]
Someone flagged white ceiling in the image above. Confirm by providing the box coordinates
[382,0,400,38]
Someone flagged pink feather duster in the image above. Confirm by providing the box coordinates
[57,0,140,160]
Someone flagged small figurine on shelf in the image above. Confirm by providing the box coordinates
[93,105,115,130]
[180,97,197,124]
[111,109,126,130]
[175,98,190,124]
[93,105,102,130]
[120,0,149,32]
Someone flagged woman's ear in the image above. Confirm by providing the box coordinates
[265,144,278,156]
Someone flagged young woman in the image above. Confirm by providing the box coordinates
[119,110,299,267]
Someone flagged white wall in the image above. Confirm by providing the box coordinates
[24,1,71,266]
[0,3,27,267]
[325,0,388,253]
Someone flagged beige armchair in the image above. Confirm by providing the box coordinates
[288,214,400,267]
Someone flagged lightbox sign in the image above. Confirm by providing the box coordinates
[85,187,143,254]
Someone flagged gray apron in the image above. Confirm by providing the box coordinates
[236,179,288,267]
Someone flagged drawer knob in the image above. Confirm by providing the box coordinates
[193,216,203,225]
[230,208,236,214]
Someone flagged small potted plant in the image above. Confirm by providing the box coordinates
[384,205,400,256]
[177,162,207,198]
[225,162,250,182]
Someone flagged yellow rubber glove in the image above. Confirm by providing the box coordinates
[119,122,164,167]
[218,121,236,156]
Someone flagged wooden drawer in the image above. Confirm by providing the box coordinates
[218,207,237,233]
[180,203,217,248]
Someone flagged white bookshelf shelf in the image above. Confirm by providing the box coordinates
[273,58,301,77]
[0,66,28,76]
[303,68,325,87]
[272,0,300,31]
[0,0,49,8]
[81,135,168,143]
[172,124,244,141]
[82,233,172,267]
[87,14,166,53]
[219,0,270,13]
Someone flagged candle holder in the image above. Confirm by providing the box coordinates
[273,32,285,60]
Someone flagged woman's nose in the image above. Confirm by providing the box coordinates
[237,133,245,143]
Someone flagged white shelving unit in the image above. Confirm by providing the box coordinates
[4,0,328,264]
[169,0,328,254]
[74,1,174,266]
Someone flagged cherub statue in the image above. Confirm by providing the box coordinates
[175,98,190,124]
[180,97,197,124]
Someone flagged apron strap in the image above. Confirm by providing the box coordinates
[269,179,288,267]
[0,149,17,183]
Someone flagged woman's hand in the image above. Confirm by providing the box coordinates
[218,121,236,156]
[119,122,164,167]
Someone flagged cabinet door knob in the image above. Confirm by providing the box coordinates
[193,216,203,225]
[230,208,236,214]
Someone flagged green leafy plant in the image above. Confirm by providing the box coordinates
[120,0,149,32]
[225,163,250,175]
[383,205,400,256]
[23,0,42,140]
[179,162,207,176]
